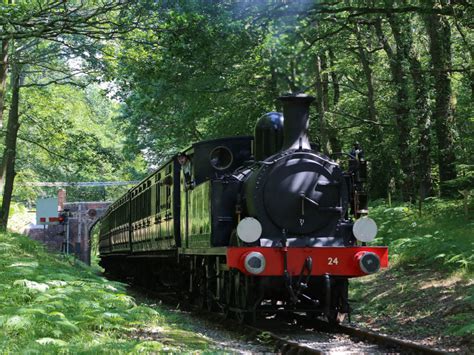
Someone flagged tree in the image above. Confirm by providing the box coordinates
[0,38,7,129]
[396,14,433,201]
[1,0,468,220]
[0,61,21,228]
[374,17,414,199]
[14,84,146,204]
[425,8,458,192]
[0,0,140,229]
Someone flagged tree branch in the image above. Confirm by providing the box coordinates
[326,110,393,127]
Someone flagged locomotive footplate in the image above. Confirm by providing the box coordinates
[227,246,388,277]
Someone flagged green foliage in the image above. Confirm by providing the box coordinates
[0,2,149,211]
[0,1,130,42]
[368,198,474,273]
[111,1,277,164]
[350,266,473,343]
[103,1,473,199]
[13,84,147,204]
[0,232,212,352]
[349,200,473,348]
[440,165,474,197]
[448,312,474,337]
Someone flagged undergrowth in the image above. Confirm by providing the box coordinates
[0,232,211,353]
[350,198,474,346]
[368,197,473,274]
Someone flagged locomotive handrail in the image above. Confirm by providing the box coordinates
[257,150,339,167]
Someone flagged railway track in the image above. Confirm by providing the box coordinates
[127,284,447,354]
[334,323,446,354]
[267,314,446,354]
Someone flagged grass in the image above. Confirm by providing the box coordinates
[0,232,213,353]
[369,197,473,273]
[349,198,474,351]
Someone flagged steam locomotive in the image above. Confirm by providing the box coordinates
[97,94,388,324]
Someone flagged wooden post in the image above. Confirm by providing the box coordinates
[459,190,470,219]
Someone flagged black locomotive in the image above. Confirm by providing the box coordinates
[97,94,388,323]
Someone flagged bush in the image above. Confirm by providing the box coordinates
[368,198,473,273]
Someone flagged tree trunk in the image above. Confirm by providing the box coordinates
[0,64,21,230]
[375,18,414,200]
[411,52,432,200]
[314,54,328,154]
[323,49,341,153]
[269,54,282,112]
[387,14,432,200]
[453,22,474,102]
[354,23,389,198]
[328,48,340,106]
[320,52,329,111]
[425,12,457,190]
[355,24,377,126]
[0,39,8,129]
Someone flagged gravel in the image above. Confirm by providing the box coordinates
[262,318,395,354]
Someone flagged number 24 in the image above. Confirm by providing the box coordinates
[328,257,339,265]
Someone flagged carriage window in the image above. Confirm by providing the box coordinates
[166,185,171,209]
[178,153,193,186]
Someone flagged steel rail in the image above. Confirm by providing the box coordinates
[336,323,447,354]
[244,324,325,354]
[293,314,447,354]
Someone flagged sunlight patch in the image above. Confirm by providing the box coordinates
[13,279,49,292]
[105,284,118,291]
[47,280,68,287]
[8,261,39,268]
[36,338,68,347]
[0,242,13,251]
[5,315,31,331]
[419,275,462,290]
[133,341,164,352]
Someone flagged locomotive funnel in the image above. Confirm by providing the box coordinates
[279,94,315,151]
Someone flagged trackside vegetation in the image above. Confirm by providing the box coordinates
[350,198,474,352]
[0,232,212,353]
[370,198,473,272]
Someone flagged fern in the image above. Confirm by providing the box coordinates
[0,232,212,353]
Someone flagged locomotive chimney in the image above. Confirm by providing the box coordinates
[279,94,315,151]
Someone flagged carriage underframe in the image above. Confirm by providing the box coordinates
[100,245,388,324]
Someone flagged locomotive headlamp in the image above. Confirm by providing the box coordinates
[353,216,378,242]
[237,217,262,243]
[244,251,266,274]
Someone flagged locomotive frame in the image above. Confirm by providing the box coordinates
[97,94,388,324]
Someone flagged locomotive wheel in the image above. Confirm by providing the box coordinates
[234,272,256,325]
[192,258,207,310]
[326,311,338,325]
[205,261,218,312]
[206,289,217,312]
[196,276,206,310]
[326,311,345,325]
[222,271,233,319]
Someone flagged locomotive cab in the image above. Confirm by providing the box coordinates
[178,137,253,249]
